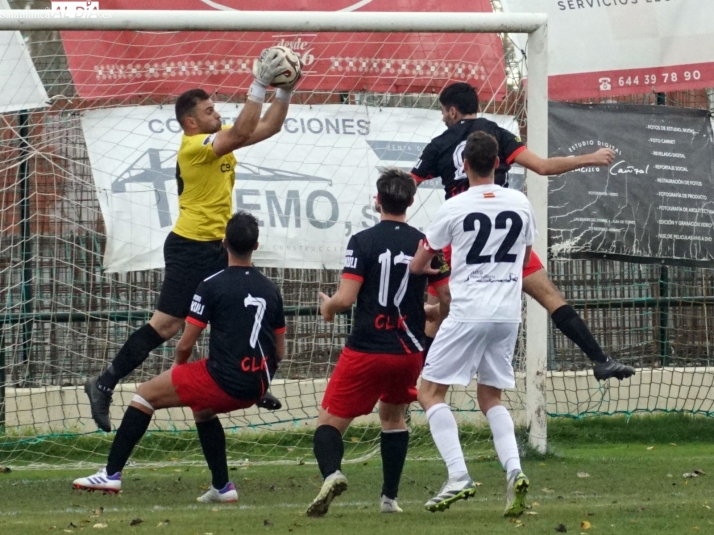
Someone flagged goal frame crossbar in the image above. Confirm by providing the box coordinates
[0,9,550,453]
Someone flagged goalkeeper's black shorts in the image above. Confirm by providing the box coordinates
[156,232,227,319]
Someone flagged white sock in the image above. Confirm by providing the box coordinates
[425,403,468,480]
[486,405,521,476]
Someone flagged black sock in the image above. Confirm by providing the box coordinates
[551,304,607,364]
[423,336,435,363]
[313,425,343,479]
[106,406,152,475]
[98,324,166,391]
[197,418,228,490]
[380,430,409,499]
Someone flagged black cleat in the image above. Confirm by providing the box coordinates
[256,391,282,411]
[84,376,113,432]
[593,357,635,381]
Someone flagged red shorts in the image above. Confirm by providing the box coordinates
[172,359,257,414]
[321,347,423,419]
[427,248,545,296]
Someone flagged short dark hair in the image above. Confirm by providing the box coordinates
[225,211,259,257]
[464,132,499,178]
[439,82,479,115]
[175,88,210,127]
[376,168,417,215]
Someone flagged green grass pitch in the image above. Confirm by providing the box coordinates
[0,415,712,535]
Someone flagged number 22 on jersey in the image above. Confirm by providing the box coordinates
[463,211,523,265]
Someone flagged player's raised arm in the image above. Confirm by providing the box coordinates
[514,147,615,176]
[211,49,285,157]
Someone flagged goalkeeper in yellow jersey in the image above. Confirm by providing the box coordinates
[84,48,300,432]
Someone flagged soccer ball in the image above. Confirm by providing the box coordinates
[268,46,302,88]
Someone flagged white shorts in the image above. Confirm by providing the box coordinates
[422,318,519,389]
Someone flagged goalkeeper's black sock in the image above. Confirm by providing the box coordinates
[551,304,607,364]
[313,425,343,479]
[197,418,229,490]
[98,324,166,392]
[106,406,151,475]
[380,429,409,500]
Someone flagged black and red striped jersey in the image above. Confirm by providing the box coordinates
[342,221,450,354]
[186,266,285,400]
[411,117,526,198]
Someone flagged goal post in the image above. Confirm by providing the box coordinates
[0,9,550,465]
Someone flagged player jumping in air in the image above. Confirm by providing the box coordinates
[84,49,298,432]
[306,169,451,517]
[412,82,635,381]
[411,132,535,516]
[73,212,285,502]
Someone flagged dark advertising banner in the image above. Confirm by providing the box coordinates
[548,102,714,266]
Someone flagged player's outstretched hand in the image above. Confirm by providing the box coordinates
[252,48,285,87]
[410,240,441,276]
[319,292,335,323]
[590,148,615,167]
[256,392,282,411]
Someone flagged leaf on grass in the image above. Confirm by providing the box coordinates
[542,488,555,494]
[670,443,677,446]
[67,523,77,529]
[92,524,107,529]
[694,469,706,476]
[526,512,539,516]
[577,472,590,478]
[263,519,274,527]
[684,472,700,479]
[586,512,595,517]
[646,446,655,450]
[94,507,104,516]
[509,518,522,524]
[532,502,540,507]
[705,505,711,510]
[580,521,591,530]
[129,518,143,527]
[667,474,673,478]
[211,508,219,513]
[555,524,567,533]
[0,466,11,474]
[474,482,482,487]
[64,531,73,533]
[157,520,170,527]
[350,437,359,443]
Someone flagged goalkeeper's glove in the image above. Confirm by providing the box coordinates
[252,48,284,87]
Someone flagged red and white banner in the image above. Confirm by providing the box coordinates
[61,0,506,100]
[501,0,714,100]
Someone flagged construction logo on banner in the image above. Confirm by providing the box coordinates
[82,104,520,273]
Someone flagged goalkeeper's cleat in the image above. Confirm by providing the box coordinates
[256,392,282,411]
[306,470,348,518]
[593,357,636,381]
[85,376,112,432]
[73,468,121,494]
[503,470,529,517]
[380,495,403,513]
[197,482,238,503]
[424,475,476,512]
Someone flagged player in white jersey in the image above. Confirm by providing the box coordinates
[410,131,535,517]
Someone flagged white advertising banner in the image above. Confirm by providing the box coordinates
[82,103,520,272]
[0,0,48,113]
[500,0,714,99]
